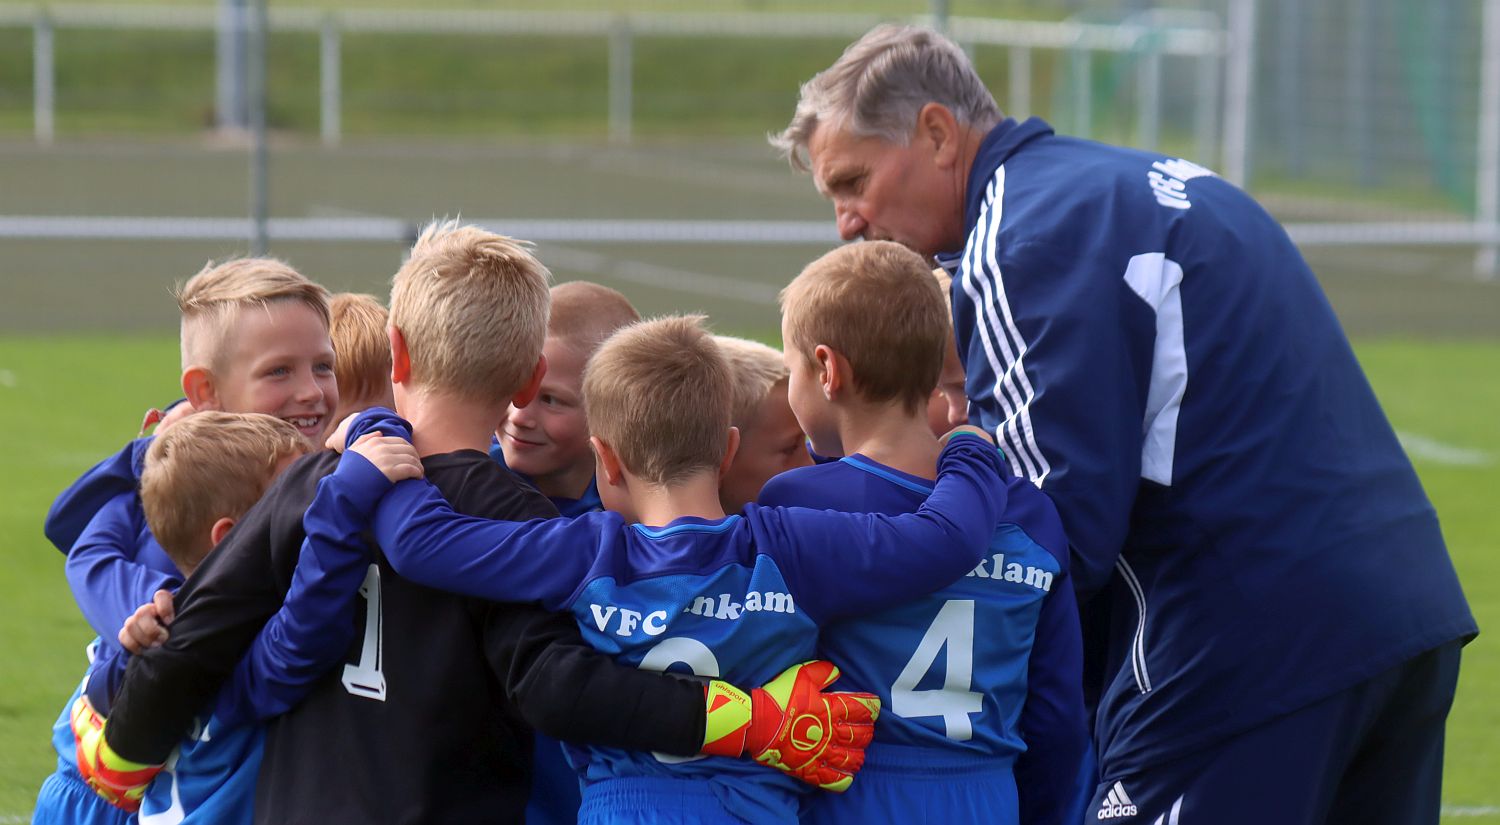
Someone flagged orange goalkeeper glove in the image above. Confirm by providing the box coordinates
[71,696,163,813]
[700,660,879,792]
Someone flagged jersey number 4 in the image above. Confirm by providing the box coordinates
[342,564,388,701]
[891,599,983,741]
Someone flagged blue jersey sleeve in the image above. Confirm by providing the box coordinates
[955,235,1154,597]
[211,448,386,727]
[750,434,1006,622]
[65,491,181,648]
[45,437,153,554]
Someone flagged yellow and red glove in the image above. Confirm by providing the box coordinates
[70,696,163,813]
[700,660,879,792]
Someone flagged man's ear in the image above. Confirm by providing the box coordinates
[591,435,626,488]
[388,325,412,385]
[182,366,221,411]
[511,354,548,409]
[717,426,741,481]
[917,102,962,169]
[209,516,236,547]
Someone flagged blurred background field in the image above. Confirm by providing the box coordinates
[1,0,1497,821]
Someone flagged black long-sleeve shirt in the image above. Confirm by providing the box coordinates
[104,449,706,824]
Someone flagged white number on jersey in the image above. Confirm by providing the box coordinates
[341,563,388,701]
[890,599,983,741]
[640,637,720,764]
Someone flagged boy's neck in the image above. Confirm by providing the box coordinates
[397,389,504,458]
[834,402,942,481]
[628,471,727,527]
[532,462,596,502]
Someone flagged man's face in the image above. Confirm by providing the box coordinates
[808,123,962,257]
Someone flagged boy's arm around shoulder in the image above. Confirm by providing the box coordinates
[210,439,391,727]
[755,430,1006,623]
[45,437,152,553]
[65,491,181,649]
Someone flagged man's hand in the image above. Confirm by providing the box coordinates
[349,432,423,483]
[71,696,163,813]
[700,660,879,792]
[118,589,174,654]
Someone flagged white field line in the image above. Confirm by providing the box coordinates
[1443,806,1500,817]
[0,369,16,388]
[1397,431,1495,467]
[541,244,780,305]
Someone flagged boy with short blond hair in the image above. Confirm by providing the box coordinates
[327,293,395,426]
[761,240,1092,825]
[714,335,812,511]
[498,280,639,515]
[925,267,971,436]
[325,313,1014,823]
[83,224,872,824]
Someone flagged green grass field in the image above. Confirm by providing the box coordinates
[0,334,1496,821]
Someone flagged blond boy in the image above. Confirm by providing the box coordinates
[925,268,970,436]
[714,335,813,511]
[327,292,395,428]
[80,224,862,824]
[498,280,639,515]
[759,241,1091,825]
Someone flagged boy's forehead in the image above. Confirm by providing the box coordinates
[542,337,589,384]
[225,301,334,360]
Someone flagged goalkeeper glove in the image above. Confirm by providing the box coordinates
[700,660,879,792]
[71,696,163,813]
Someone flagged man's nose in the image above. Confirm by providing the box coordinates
[835,201,866,241]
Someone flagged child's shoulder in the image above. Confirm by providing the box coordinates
[426,450,561,522]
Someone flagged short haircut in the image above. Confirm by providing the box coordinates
[549,281,640,355]
[141,412,311,573]
[177,258,332,372]
[714,336,789,430]
[584,316,733,486]
[329,293,392,405]
[770,24,1002,172]
[780,241,948,414]
[389,221,551,405]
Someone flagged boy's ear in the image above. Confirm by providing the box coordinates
[209,516,237,547]
[511,354,549,409]
[590,435,625,487]
[182,366,222,411]
[717,426,741,482]
[813,344,842,400]
[388,325,411,385]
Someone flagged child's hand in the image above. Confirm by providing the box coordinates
[324,412,363,452]
[941,424,994,446]
[118,590,174,654]
[350,432,423,483]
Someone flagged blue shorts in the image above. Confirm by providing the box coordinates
[803,742,1018,825]
[32,765,133,825]
[1085,640,1462,825]
[578,776,796,825]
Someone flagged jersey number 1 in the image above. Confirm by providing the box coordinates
[891,599,982,741]
[342,563,387,701]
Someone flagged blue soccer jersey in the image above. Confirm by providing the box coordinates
[330,409,1009,822]
[761,455,1090,825]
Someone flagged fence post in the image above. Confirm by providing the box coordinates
[217,0,248,130]
[34,13,54,144]
[1477,0,1500,278]
[1008,45,1031,117]
[608,17,633,144]
[1136,30,1161,151]
[1221,0,1255,187]
[1195,44,1219,166]
[1070,42,1091,139]
[321,16,341,147]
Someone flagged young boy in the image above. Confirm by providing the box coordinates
[925,268,971,437]
[78,225,875,823]
[37,413,328,822]
[327,292,395,428]
[759,241,1092,825]
[714,335,813,511]
[496,280,639,517]
[324,314,1013,824]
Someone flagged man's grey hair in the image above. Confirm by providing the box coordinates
[770,24,1002,172]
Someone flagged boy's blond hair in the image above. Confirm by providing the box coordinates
[141,412,311,573]
[389,221,551,405]
[780,241,947,414]
[714,336,789,430]
[176,258,331,372]
[330,293,392,405]
[584,316,733,486]
[549,281,640,354]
